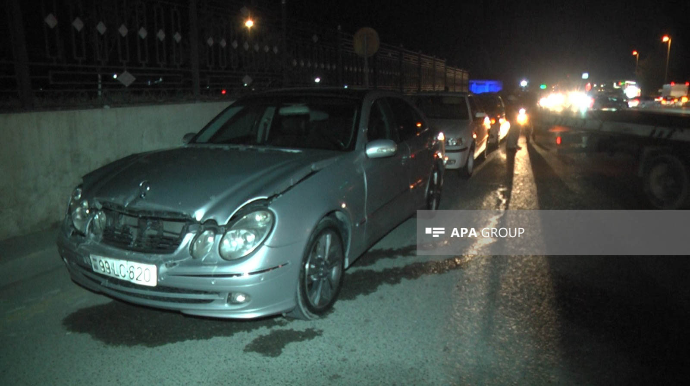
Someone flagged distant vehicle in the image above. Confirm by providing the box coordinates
[591,94,627,111]
[413,92,490,178]
[476,93,510,149]
[628,96,658,109]
[661,84,689,98]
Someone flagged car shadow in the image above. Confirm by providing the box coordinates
[62,251,470,347]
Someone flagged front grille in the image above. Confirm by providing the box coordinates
[100,205,190,254]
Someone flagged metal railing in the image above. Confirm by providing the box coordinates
[1,0,469,112]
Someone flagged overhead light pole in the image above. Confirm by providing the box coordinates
[662,35,671,84]
[632,50,639,75]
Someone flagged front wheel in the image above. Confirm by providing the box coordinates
[288,218,344,320]
[643,153,690,209]
[426,164,443,210]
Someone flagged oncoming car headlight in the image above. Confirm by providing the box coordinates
[219,210,274,260]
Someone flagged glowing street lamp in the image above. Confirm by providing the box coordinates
[632,50,639,74]
[662,35,671,84]
[520,79,528,88]
[245,19,254,29]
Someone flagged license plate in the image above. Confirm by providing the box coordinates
[90,255,157,287]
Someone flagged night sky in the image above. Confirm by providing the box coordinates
[290,0,690,92]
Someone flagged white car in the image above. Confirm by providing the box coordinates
[413,92,491,178]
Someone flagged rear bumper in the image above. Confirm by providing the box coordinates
[444,146,469,169]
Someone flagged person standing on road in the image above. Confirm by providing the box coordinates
[504,95,522,151]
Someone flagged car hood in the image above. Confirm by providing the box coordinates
[428,119,471,138]
[83,145,341,223]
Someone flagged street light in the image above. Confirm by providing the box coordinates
[245,18,254,29]
[632,50,639,75]
[662,35,671,84]
[520,79,528,87]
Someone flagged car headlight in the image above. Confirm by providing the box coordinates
[191,229,216,259]
[219,210,274,260]
[90,210,107,236]
[67,186,90,234]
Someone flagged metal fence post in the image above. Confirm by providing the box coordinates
[398,45,403,93]
[372,53,378,89]
[442,59,446,91]
[417,51,422,92]
[337,25,343,86]
[8,0,33,109]
[432,56,436,91]
[282,0,288,87]
[188,0,201,100]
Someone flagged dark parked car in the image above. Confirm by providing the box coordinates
[591,93,627,111]
[57,88,445,320]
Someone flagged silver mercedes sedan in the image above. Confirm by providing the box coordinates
[57,88,444,319]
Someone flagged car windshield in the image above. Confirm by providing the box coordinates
[477,96,504,114]
[191,96,359,151]
[414,96,469,120]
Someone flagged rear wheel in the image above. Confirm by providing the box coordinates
[643,153,690,209]
[288,218,344,320]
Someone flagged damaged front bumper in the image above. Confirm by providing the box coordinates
[57,229,300,319]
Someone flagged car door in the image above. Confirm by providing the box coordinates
[386,97,435,207]
[468,95,488,158]
[362,98,412,245]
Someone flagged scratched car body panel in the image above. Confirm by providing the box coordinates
[57,88,444,319]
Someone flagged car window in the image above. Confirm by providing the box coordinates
[387,97,423,142]
[468,97,480,117]
[192,96,360,151]
[367,99,396,142]
[477,95,503,114]
[413,96,469,120]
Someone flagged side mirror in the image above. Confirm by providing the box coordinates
[366,139,397,159]
[182,132,196,144]
[474,112,487,118]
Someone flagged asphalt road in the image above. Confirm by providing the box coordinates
[2,136,689,385]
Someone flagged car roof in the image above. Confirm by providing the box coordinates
[243,87,402,100]
[414,91,469,97]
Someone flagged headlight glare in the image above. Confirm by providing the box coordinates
[191,230,216,259]
[219,210,273,260]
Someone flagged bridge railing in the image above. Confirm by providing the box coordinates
[1,0,468,112]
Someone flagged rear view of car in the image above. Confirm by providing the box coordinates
[413,92,489,178]
[414,94,472,173]
[477,93,510,149]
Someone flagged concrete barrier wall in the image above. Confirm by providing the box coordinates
[0,101,230,242]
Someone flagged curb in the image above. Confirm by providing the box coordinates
[0,226,62,288]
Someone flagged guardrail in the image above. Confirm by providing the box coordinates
[1,0,468,112]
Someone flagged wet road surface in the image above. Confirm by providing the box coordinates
[2,137,689,385]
